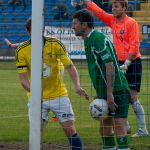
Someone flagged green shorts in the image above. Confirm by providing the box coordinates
[113,89,130,118]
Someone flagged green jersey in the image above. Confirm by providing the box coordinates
[84,30,129,97]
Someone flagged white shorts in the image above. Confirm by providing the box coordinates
[28,96,75,123]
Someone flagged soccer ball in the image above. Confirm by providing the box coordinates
[89,98,108,121]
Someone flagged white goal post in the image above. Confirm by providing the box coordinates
[29,0,44,150]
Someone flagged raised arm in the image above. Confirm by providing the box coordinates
[4,38,20,48]
[83,0,113,26]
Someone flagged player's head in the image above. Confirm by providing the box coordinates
[26,18,31,35]
[72,9,94,38]
[112,0,128,18]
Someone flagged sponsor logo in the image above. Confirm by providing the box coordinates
[62,113,73,118]
[120,29,125,34]
[101,54,110,60]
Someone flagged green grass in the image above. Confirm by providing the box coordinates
[0,61,150,149]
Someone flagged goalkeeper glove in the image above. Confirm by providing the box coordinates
[120,59,131,73]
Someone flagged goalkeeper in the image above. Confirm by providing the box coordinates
[15,18,89,150]
[82,0,148,137]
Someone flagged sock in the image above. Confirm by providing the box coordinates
[117,135,129,149]
[68,133,83,150]
[132,100,146,130]
[102,134,116,149]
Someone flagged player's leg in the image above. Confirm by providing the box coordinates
[130,90,148,137]
[126,58,148,137]
[119,61,131,134]
[100,118,116,150]
[113,90,130,150]
[41,100,50,129]
[114,118,130,150]
[61,120,83,150]
[50,96,83,150]
[28,100,50,130]
[125,120,131,134]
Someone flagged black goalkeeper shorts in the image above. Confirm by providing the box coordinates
[119,57,142,92]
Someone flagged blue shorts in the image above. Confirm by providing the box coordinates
[119,57,142,92]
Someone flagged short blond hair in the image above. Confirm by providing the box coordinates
[113,0,128,9]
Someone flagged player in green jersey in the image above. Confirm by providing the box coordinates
[82,0,148,138]
[72,9,130,150]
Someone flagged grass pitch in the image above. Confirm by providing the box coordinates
[0,60,149,149]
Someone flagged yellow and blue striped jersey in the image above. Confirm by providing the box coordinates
[16,37,72,100]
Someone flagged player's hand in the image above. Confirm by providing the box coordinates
[83,0,91,4]
[4,38,12,47]
[107,94,118,112]
[120,59,131,74]
[71,0,90,6]
[75,87,89,100]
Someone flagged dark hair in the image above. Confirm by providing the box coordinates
[73,9,94,28]
[26,18,31,32]
[113,0,128,10]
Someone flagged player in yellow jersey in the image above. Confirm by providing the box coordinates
[4,37,64,122]
[16,18,89,150]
